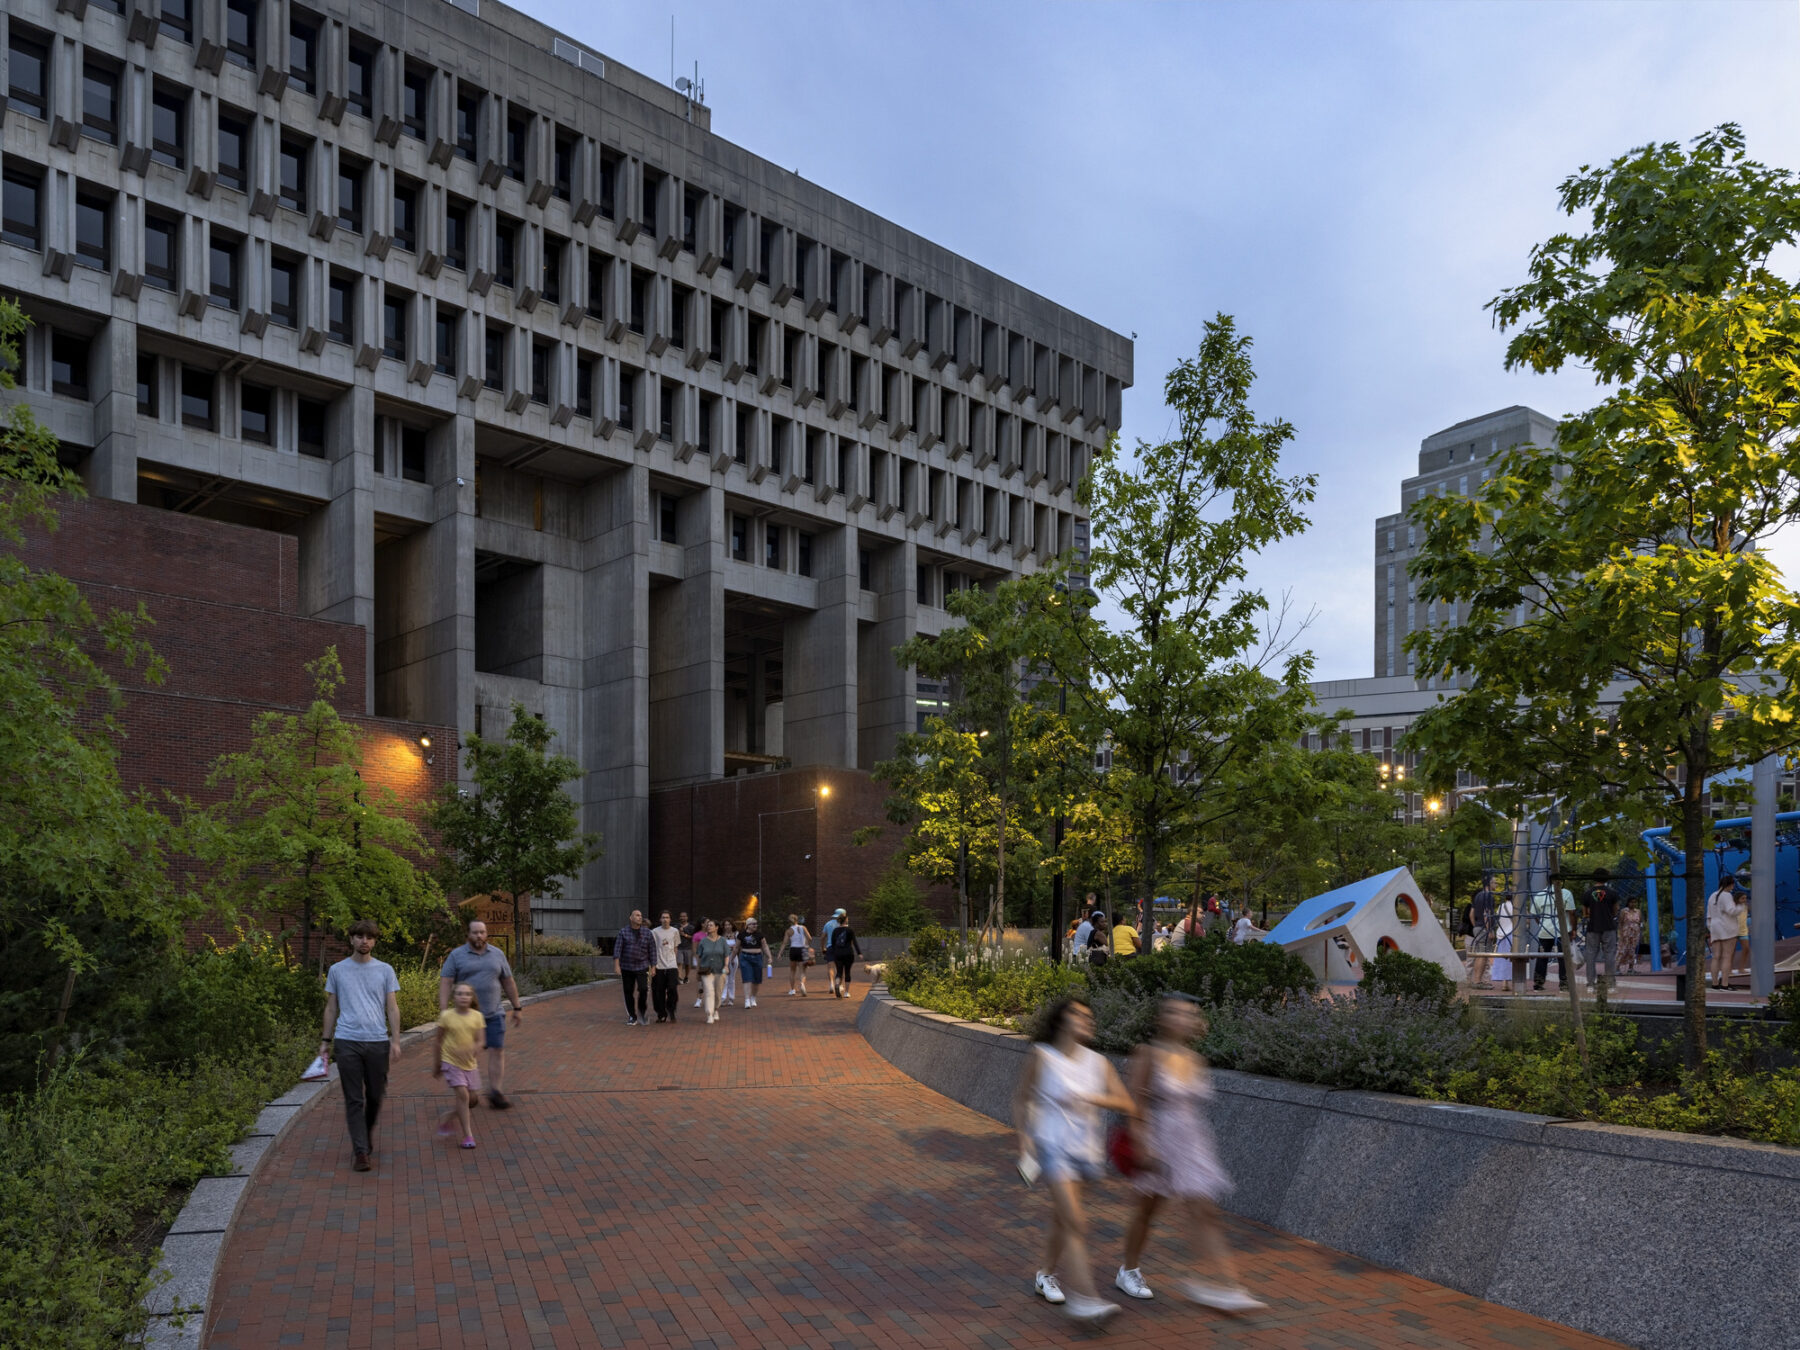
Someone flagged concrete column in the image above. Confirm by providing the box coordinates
[580,463,652,932]
[85,316,137,502]
[649,483,724,787]
[783,524,858,767]
[1752,752,1778,998]
[858,535,917,768]
[299,382,376,709]
[372,413,476,735]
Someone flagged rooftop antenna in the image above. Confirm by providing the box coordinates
[676,61,703,122]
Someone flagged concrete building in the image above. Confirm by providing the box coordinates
[0,0,1132,937]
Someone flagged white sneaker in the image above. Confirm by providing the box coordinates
[1114,1267,1153,1299]
[694,998,703,1008]
[1065,1295,1120,1324]
[1033,1271,1065,1305]
[1182,1281,1266,1313]
[748,997,757,1007]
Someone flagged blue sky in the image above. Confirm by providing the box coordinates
[531,0,1800,680]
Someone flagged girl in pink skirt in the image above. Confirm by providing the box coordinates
[434,982,486,1149]
[1115,993,1265,1313]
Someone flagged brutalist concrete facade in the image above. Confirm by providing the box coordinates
[0,0,1131,937]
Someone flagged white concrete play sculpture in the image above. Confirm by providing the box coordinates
[1260,866,1464,987]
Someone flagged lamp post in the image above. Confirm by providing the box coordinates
[1050,677,1068,963]
[757,783,830,927]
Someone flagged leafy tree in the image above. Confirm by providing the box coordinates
[198,648,439,966]
[428,701,600,957]
[1406,125,1800,1065]
[1043,316,1317,950]
[860,854,933,935]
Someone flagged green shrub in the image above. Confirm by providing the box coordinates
[522,959,599,992]
[1089,984,1162,1054]
[1202,992,1481,1094]
[141,932,326,1067]
[887,948,1085,1028]
[395,964,440,1029]
[523,934,599,957]
[1768,980,1800,1051]
[1359,948,1458,1012]
[861,857,933,935]
[1089,930,1316,1009]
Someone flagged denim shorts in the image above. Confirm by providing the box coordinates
[738,954,765,985]
[483,1012,506,1049]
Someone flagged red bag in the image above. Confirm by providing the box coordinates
[1106,1122,1138,1177]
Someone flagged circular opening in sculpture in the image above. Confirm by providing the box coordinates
[1377,935,1400,954]
[1304,901,1356,933]
[1394,894,1419,927]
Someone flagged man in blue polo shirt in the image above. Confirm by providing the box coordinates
[439,918,523,1109]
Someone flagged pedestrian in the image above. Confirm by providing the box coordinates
[1734,889,1752,980]
[1580,869,1621,993]
[319,919,402,1173]
[720,920,740,1008]
[821,907,848,995]
[785,912,813,996]
[1084,910,1111,968]
[1229,914,1258,945]
[1707,879,1744,989]
[696,919,730,1023]
[1072,910,1096,957]
[677,911,694,985]
[826,913,862,997]
[1529,885,1570,991]
[737,916,769,1007]
[1012,994,1134,1326]
[438,918,523,1108]
[613,908,654,1025]
[1116,993,1266,1313]
[1617,898,1643,975]
[433,982,486,1150]
[651,910,682,1022]
[1111,910,1141,960]
[1468,883,1496,988]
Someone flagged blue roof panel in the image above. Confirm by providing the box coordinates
[1261,867,1408,945]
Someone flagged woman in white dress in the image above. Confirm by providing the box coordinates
[1011,996,1135,1326]
[1707,879,1745,989]
[1490,893,1516,985]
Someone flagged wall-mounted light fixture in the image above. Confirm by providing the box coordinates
[419,733,434,766]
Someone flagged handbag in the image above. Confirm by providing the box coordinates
[1106,1122,1138,1177]
[804,945,815,967]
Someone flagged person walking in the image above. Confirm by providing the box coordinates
[1734,890,1752,981]
[433,982,486,1150]
[651,911,682,1022]
[438,918,523,1108]
[1116,994,1265,1313]
[677,911,695,986]
[785,913,813,996]
[1580,869,1621,993]
[1529,886,1568,991]
[1617,898,1643,976]
[737,917,770,1007]
[696,919,730,1023]
[1707,879,1745,989]
[1467,883,1496,988]
[719,920,740,1008]
[320,920,402,1173]
[820,908,848,995]
[826,913,862,997]
[1012,995,1134,1326]
[613,909,655,1025]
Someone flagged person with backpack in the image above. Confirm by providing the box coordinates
[826,914,862,997]
[1466,883,1496,988]
[1580,869,1621,993]
[820,907,847,995]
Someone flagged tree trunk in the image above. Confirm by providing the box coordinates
[957,837,969,945]
[994,797,1007,952]
[1141,832,1157,952]
[1681,779,1709,1070]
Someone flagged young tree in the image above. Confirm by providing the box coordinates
[1044,316,1317,949]
[199,647,439,966]
[870,718,1003,941]
[427,702,601,958]
[1407,125,1800,1066]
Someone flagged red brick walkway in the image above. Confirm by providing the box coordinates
[206,981,1620,1349]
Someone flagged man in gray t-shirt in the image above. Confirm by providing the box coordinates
[322,920,401,1172]
[439,919,523,1108]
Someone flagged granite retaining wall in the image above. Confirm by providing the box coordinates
[857,986,1800,1350]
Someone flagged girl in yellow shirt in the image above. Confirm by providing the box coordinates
[434,983,487,1149]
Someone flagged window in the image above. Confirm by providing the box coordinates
[401,426,426,482]
[434,308,458,376]
[240,382,272,444]
[530,340,549,404]
[337,159,364,233]
[681,186,699,253]
[599,149,618,218]
[759,221,775,285]
[454,90,479,160]
[804,428,818,485]
[495,217,517,289]
[327,274,353,343]
[393,181,417,252]
[542,237,562,304]
[730,514,747,562]
[764,524,781,570]
[288,14,318,93]
[770,418,787,477]
[628,269,646,334]
[586,262,605,319]
[402,65,429,140]
[859,549,872,591]
[504,107,527,180]
[225,0,257,69]
[483,326,505,391]
[75,192,111,272]
[208,233,239,308]
[708,299,726,363]
[346,40,375,118]
[670,284,689,350]
[8,32,47,119]
[51,332,90,399]
[827,250,842,314]
[746,316,765,377]
[617,366,635,431]
[797,533,813,577]
[298,398,327,458]
[795,237,813,301]
[658,383,672,441]
[553,128,574,201]
[575,356,594,418]
[916,564,932,606]
[144,212,178,289]
[444,199,469,271]
[721,204,740,272]
[270,254,298,327]
[160,0,193,43]
[697,394,715,456]
[218,113,249,193]
[2,168,43,250]
[180,367,215,429]
[382,291,407,361]
[658,493,677,543]
[640,170,660,237]
[279,139,307,212]
[734,405,749,464]
[145,86,186,170]
[783,329,800,388]
[136,354,159,415]
[82,62,119,144]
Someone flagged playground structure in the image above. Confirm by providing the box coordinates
[1261,866,1464,987]
[1639,813,1800,968]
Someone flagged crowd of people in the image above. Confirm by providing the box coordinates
[1064,892,1264,965]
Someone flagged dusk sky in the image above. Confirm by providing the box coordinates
[533,0,1800,681]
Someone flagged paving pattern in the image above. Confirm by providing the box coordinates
[206,979,1622,1349]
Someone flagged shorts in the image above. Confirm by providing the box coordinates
[1030,1137,1104,1184]
[483,1012,506,1049]
[739,953,765,985]
[442,1063,482,1090]
[789,946,806,963]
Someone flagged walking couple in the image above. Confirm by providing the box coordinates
[1013,992,1263,1326]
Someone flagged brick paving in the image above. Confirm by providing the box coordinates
[206,980,1621,1350]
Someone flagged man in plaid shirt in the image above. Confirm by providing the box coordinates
[613,909,655,1025]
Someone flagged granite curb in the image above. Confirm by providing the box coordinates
[857,984,1800,1350]
[138,977,612,1348]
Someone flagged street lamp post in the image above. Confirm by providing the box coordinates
[1050,677,1068,964]
[756,783,831,925]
